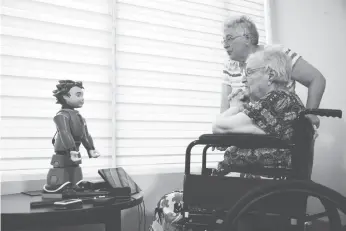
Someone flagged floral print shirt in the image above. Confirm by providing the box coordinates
[215,90,305,176]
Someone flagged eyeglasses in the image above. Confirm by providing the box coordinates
[244,66,267,78]
[221,35,243,45]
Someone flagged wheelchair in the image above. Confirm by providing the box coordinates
[181,109,346,231]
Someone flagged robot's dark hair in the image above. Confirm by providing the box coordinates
[53,80,84,105]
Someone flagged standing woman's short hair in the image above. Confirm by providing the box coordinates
[224,15,259,45]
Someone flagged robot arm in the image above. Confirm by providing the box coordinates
[81,118,95,153]
[53,113,77,152]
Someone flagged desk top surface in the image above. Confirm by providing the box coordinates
[1,192,143,215]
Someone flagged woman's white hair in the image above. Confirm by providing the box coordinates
[224,15,259,45]
[249,45,292,85]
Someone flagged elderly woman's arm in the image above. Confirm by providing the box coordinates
[212,111,265,134]
[214,90,306,137]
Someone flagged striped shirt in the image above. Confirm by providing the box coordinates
[223,46,301,93]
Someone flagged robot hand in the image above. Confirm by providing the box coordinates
[89,150,100,158]
[70,151,82,162]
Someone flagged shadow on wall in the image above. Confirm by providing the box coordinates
[307,119,346,222]
[311,119,346,192]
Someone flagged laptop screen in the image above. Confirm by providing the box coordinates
[98,167,142,195]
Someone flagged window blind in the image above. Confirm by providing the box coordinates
[0,0,114,181]
[0,0,268,181]
[114,0,267,174]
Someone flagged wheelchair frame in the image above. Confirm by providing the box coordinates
[180,109,343,231]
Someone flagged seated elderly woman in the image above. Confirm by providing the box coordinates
[212,45,305,177]
[149,46,305,231]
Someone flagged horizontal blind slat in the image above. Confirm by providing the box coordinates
[1,35,111,66]
[0,156,112,171]
[0,76,112,102]
[116,146,224,156]
[1,167,106,182]
[118,164,217,175]
[117,155,223,166]
[30,0,110,14]
[0,148,112,159]
[1,56,111,83]
[116,104,219,116]
[0,138,112,150]
[1,6,112,32]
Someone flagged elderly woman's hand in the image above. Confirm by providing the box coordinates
[228,89,249,110]
[228,89,250,102]
[211,146,228,151]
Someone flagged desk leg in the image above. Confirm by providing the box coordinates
[105,210,121,231]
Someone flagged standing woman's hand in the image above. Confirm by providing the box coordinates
[305,114,321,128]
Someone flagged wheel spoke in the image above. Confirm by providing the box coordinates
[305,212,329,221]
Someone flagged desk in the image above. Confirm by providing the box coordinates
[1,192,143,231]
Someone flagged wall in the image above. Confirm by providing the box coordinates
[270,0,346,216]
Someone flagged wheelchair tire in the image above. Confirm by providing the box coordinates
[222,180,346,231]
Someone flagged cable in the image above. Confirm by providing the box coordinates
[140,202,144,231]
[133,196,142,231]
[143,200,147,231]
[42,181,71,193]
[137,204,142,231]
[139,203,142,231]
[140,202,142,231]
[134,198,146,231]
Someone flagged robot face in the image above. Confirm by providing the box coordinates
[63,86,85,108]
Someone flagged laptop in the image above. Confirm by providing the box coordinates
[98,167,142,195]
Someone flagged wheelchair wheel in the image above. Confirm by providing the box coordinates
[222,180,346,231]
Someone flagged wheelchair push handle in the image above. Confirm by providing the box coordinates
[301,109,342,118]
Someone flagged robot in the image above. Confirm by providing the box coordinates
[43,80,100,193]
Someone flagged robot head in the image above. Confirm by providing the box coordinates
[53,80,85,108]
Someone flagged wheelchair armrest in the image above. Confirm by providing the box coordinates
[198,133,293,149]
[185,133,294,175]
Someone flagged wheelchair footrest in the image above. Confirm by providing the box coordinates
[183,208,226,230]
[183,221,223,230]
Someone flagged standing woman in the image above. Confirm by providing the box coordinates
[221,16,325,128]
